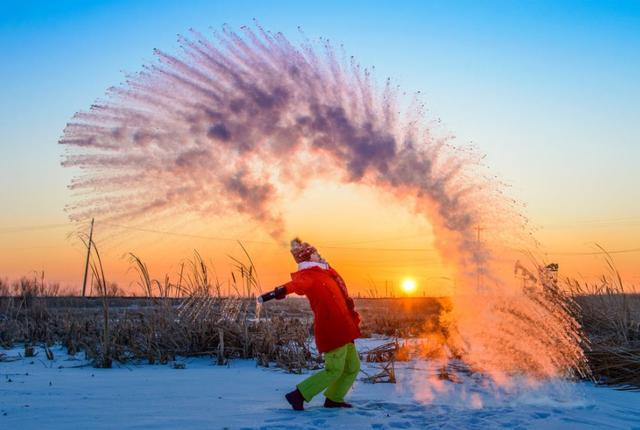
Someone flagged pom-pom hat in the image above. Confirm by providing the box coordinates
[290,237,318,263]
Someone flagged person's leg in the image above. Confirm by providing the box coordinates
[296,344,348,402]
[324,343,360,402]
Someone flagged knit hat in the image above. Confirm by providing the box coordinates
[290,237,318,263]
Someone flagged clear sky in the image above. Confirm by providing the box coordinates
[1,0,639,294]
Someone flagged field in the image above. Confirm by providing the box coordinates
[0,292,443,368]
[3,338,640,429]
[1,281,639,385]
[1,273,640,429]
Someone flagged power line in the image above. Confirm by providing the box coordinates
[549,247,640,256]
[84,222,640,255]
[320,233,432,246]
[320,245,439,252]
[541,215,640,228]
[0,245,71,251]
[2,214,639,234]
[102,222,445,252]
[3,220,639,256]
[102,222,276,245]
[0,223,75,234]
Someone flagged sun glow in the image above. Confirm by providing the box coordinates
[401,278,417,295]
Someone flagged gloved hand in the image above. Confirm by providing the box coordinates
[274,285,287,300]
[257,286,287,303]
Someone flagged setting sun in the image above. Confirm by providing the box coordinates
[401,278,417,294]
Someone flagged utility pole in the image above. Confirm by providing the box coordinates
[475,225,484,293]
[81,218,95,297]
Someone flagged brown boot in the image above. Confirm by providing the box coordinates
[285,388,305,411]
[324,397,353,408]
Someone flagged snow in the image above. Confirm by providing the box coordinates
[1,340,639,430]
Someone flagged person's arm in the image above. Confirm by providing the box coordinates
[257,273,312,302]
[280,273,312,296]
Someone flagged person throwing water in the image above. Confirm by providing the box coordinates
[259,238,361,411]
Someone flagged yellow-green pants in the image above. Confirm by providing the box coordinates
[297,342,360,403]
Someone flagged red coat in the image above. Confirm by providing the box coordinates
[283,266,361,353]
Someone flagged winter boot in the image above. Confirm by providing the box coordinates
[324,397,353,408]
[285,388,305,411]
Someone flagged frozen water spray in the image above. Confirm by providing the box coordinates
[60,24,588,386]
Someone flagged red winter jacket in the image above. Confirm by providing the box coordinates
[282,265,361,353]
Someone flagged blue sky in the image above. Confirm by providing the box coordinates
[1,0,639,284]
[2,0,638,222]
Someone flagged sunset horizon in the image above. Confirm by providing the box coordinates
[1,1,638,297]
[3,2,640,428]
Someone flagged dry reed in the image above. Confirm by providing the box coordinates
[567,248,640,390]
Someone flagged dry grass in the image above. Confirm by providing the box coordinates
[0,246,316,372]
[567,251,640,389]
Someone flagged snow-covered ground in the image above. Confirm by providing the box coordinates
[1,339,639,430]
